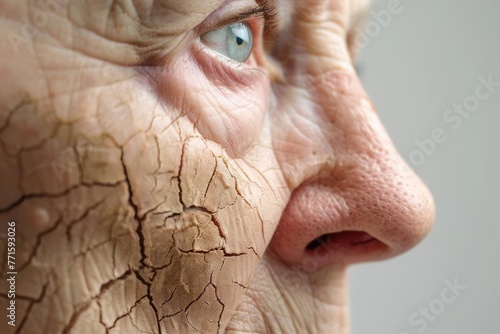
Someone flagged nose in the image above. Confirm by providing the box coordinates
[270,72,435,269]
[269,3,435,270]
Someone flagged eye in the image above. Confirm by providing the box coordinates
[201,22,253,63]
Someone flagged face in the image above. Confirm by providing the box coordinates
[0,0,434,333]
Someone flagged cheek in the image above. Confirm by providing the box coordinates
[148,134,283,330]
[159,51,270,158]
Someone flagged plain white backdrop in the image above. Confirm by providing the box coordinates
[349,0,500,333]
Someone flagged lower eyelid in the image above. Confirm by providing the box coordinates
[193,40,264,86]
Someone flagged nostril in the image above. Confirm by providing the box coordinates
[306,234,332,250]
[306,231,377,251]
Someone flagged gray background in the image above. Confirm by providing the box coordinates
[350,0,500,333]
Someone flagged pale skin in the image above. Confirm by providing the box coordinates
[0,0,435,333]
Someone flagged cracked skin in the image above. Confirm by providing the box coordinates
[0,0,435,333]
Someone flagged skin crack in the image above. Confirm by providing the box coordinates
[0,181,124,213]
[120,149,164,333]
[1,91,268,334]
[61,300,93,334]
[120,151,147,266]
[133,270,162,334]
[17,215,63,272]
[106,296,148,332]
[12,283,48,334]
[177,141,187,208]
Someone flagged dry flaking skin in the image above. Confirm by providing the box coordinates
[0,0,434,333]
[0,74,284,333]
[0,78,284,333]
[0,2,285,332]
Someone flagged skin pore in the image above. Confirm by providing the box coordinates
[0,0,434,333]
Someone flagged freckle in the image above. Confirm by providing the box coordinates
[32,208,50,229]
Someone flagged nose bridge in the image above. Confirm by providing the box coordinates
[283,0,408,180]
[273,28,387,190]
[307,69,433,233]
[279,2,382,154]
[286,0,353,79]
[313,68,434,232]
[311,70,397,160]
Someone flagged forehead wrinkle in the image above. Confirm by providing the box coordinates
[132,0,226,31]
[277,0,370,28]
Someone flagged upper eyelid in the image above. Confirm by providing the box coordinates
[216,7,269,28]
[197,1,277,35]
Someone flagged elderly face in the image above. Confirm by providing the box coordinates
[0,0,434,333]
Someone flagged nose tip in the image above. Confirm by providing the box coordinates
[269,157,435,270]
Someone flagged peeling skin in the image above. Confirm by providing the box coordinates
[0,0,435,333]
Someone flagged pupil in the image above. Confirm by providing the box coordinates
[236,37,244,46]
